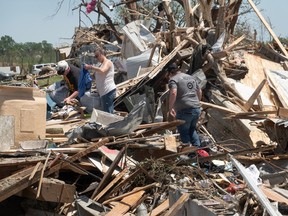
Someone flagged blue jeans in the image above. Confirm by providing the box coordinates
[100,89,116,113]
[176,107,201,146]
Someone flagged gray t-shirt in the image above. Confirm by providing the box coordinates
[168,72,200,111]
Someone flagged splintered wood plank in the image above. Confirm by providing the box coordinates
[93,168,128,202]
[149,199,169,216]
[135,120,185,137]
[164,193,190,216]
[260,185,288,205]
[0,166,35,202]
[29,162,43,180]
[243,79,267,111]
[105,190,145,216]
[164,135,177,152]
[225,35,245,51]
[91,147,126,199]
[103,183,158,205]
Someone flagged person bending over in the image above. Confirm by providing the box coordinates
[56,60,80,104]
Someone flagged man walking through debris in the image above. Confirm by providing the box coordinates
[84,48,116,113]
[167,63,208,157]
[56,60,80,104]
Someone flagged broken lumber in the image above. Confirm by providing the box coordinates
[0,138,109,202]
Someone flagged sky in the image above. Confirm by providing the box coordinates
[0,0,288,48]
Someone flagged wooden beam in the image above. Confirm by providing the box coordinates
[243,79,267,111]
[91,147,126,200]
[135,120,185,137]
[103,182,159,205]
[163,193,190,216]
[105,168,141,198]
[105,190,145,216]
[149,199,169,216]
[227,110,277,119]
[29,162,43,181]
[182,0,193,26]
[200,101,237,113]
[225,35,246,51]
[247,0,288,58]
[36,151,51,198]
[93,168,128,202]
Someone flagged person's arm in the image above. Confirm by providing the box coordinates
[168,88,177,117]
[85,60,112,74]
[196,88,202,101]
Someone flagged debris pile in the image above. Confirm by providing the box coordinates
[0,1,288,215]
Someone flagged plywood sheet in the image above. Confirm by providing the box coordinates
[242,53,283,106]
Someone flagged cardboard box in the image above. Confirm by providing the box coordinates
[0,86,46,150]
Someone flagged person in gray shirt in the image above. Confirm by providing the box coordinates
[167,63,202,147]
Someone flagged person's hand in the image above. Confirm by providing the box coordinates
[63,97,71,104]
[84,64,92,70]
[167,109,176,121]
[169,109,176,118]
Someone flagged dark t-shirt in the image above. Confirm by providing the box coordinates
[64,64,80,95]
[168,72,200,111]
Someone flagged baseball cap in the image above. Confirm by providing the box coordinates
[166,63,178,73]
[56,60,68,74]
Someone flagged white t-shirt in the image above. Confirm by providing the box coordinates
[95,61,116,97]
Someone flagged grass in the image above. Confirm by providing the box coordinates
[36,75,62,87]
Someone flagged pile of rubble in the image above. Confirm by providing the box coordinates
[0,0,288,215]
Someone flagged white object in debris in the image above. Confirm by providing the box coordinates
[126,48,160,79]
[246,164,262,185]
[122,20,156,58]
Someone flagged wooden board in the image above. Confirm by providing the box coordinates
[164,193,190,216]
[149,199,169,216]
[242,53,281,107]
[19,178,76,203]
[164,135,178,152]
[105,190,145,216]
[260,185,288,205]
